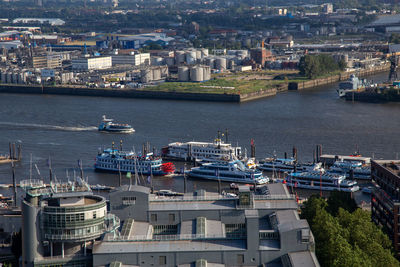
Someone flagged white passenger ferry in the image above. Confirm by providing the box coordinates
[285,169,359,192]
[162,138,242,162]
[328,160,371,180]
[95,148,174,176]
[188,160,268,184]
[258,157,297,172]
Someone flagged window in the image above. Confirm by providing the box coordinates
[151,214,158,222]
[159,256,166,265]
[122,196,136,205]
[169,213,175,223]
[237,254,244,264]
[93,212,97,219]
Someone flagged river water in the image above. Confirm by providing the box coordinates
[0,72,399,196]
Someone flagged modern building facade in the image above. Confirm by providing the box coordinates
[21,179,119,267]
[93,184,319,267]
[72,56,112,71]
[371,160,400,258]
[111,53,150,66]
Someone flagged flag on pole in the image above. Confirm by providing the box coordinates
[126,172,132,179]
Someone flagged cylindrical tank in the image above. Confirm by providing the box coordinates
[151,56,163,66]
[175,51,185,64]
[203,66,211,81]
[160,66,168,77]
[228,59,235,69]
[190,66,204,82]
[152,68,161,80]
[140,69,153,83]
[185,51,197,65]
[196,50,202,60]
[165,57,175,66]
[201,48,209,57]
[12,73,18,84]
[215,57,227,71]
[205,58,215,69]
[178,66,190,82]
[6,72,12,84]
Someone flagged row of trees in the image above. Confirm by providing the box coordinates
[301,192,399,267]
[298,54,346,79]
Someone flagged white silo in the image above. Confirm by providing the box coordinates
[140,68,153,83]
[205,57,215,69]
[201,48,209,57]
[160,66,168,77]
[165,57,175,66]
[152,67,161,81]
[175,51,186,64]
[151,56,163,66]
[178,66,190,82]
[196,50,202,60]
[203,66,211,81]
[6,72,12,84]
[190,66,204,82]
[215,57,227,71]
[186,51,197,65]
[228,59,236,70]
[1,72,6,83]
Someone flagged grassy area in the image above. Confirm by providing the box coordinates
[140,70,302,95]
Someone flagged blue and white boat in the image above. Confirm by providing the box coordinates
[258,157,297,172]
[328,160,371,180]
[94,148,174,176]
[98,115,135,133]
[285,169,359,192]
[188,160,269,184]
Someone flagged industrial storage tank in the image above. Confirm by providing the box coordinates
[140,69,153,83]
[178,66,190,81]
[6,72,12,84]
[215,57,227,71]
[205,58,215,69]
[203,66,211,81]
[185,51,197,65]
[160,66,168,77]
[1,72,6,83]
[12,73,18,84]
[151,56,163,66]
[175,51,186,64]
[152,67,161,81]
[228,59,235,70]
[196,50,202,60]
[178,66,190,82]
[165,57,175,66]
[190,66,204,82]
[201,48,209,57]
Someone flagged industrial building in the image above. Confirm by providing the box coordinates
[371,160,400,258]
[111,52,150,66]
[32,54,63,69]
[72,56,112,71]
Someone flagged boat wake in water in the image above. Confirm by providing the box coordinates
[0,122,97,132]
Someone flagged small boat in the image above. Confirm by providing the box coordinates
[156,190,182,196]
[285,168,359,192]
[188,160,269,184]
[90,184,112,191]
[337,75,369,98]
[98,115,135,133]
[328,160,371,180]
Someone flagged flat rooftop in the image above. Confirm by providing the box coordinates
[94,240,246,254]
[373,160,400,177]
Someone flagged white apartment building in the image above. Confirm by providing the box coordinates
[72,56,112,71]
[111,53,150,66]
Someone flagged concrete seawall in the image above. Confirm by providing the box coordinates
[288,64,390,91]
[0,84,241,102]
[0,64,390,103]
